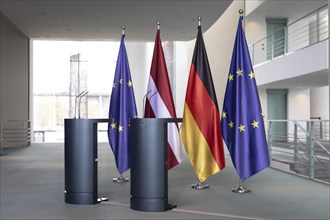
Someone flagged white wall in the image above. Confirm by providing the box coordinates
[245,16,267,64]
[288,89,311,120]
[287,89,310,137]
[0,13,29,121]
[125,41,153,117]
[245,0,266,16]
[174,41,190,117]
[310,86,329,120]
[258,88,268,135]
[245,16,267,45]
[259,88,268,118]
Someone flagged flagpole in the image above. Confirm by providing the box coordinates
[190,16,210,190]
[229,10,251,194]
[121,25,125,35]
[198,16,201,26]
[239,9,245,29]
[157,21,160,29]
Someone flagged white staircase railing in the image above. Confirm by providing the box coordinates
[249,4,328,66]
[268,119,330,184]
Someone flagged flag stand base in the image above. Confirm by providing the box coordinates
[191,181,209,189]
[113,174,129,183]
[231,180,250,193]
[97,197,109,203]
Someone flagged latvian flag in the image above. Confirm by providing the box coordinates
[144,29,184,169]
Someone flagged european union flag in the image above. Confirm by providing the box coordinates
[108,34,137,174]
[221,16,270,181]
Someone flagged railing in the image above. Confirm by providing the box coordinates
[268,120,330,184]
[0,120,31,152]
[249,4,328,65]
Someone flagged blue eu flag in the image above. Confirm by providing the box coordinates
[221,16,270,181]
[108,34,137,174]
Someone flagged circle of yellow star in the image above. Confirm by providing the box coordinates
[229,121,234,128]
[127,80,133,87]
[118,125,124,132]
[228,74,234,81]
[251,120,259,128]
[119,79,123,84]
[237,68,243,76]
[113,83,116,88]
[111,122,116,129]
[238,124,245,132]
[248,71,255,79]
[222,111,227,118]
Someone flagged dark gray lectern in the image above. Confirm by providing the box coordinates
[64,118,111,205]
[130,118,182,212]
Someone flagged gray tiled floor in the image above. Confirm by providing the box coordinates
[1,143,329,219]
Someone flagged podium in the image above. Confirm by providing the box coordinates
[130,118,182,212]
[64,118,111,205]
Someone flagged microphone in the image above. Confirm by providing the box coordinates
[143,90,152,117]
[144,91,158,117]
[149,91,158,100]
[78,91,89,118]
[74,90,86,118]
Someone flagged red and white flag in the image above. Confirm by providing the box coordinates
[144,29,184,169]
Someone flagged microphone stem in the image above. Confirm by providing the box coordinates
[143,90,152,117]
[78,91,89,118]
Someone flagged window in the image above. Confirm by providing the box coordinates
[32,40,119,142]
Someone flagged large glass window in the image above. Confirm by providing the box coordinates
[32,41,119,142]
[32,40,178,143]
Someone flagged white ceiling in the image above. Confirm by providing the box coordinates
[0,0,233,41]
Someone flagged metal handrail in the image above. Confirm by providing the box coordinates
[251,4,328,46]
[249,4,328,65]
[268,119,329,183]
[0,120,31,148]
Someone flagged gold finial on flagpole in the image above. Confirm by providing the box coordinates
[121,26,125,35]
[157,21,160,29]
[239,9,244,15]
[197,16,202,26]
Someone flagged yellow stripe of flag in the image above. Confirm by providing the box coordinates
[182,103,220,182]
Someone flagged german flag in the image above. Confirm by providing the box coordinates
[182,26,225,183]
